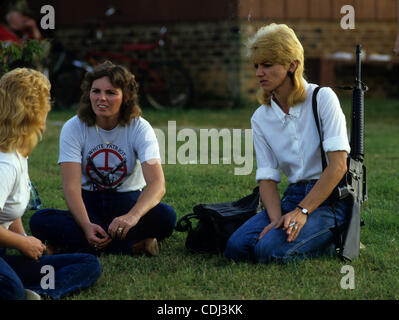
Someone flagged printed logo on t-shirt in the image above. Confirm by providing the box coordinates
[85,144,128,191]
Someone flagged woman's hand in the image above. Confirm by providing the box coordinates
[107,159,165,241]
[19,236,46,260]
[83,223,112,251]
[273,151,347,242]
[61,163,112,251]
[108,214,140,240]
[257,180,283,241]
[275,208,308,242]
[258,221,278,240]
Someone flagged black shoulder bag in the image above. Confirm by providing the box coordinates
[175,187,261,254]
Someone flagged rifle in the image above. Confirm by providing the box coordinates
[335,44,368,261]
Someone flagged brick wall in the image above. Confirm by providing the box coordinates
[54,20,241,107]
[25,0,399,106]
[238,0,399,101]
[240,19,399,101]
[238,0,398,21]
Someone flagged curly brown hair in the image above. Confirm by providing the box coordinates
[78,61,142,126]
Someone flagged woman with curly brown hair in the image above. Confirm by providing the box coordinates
[0,68,101,300]
[30,61,176,256]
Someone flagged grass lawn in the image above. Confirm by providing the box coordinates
[23,97,399,300]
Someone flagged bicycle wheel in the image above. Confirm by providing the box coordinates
[141,62,194,109]
[51,66,84,109]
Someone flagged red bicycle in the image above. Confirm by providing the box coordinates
[51,10,193,110]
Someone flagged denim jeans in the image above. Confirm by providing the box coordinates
[0,248,101,300]
[29,189,177,254]
[224,181,350,264]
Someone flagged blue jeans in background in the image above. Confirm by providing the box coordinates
[29,189,177,255]
[224,181,351,264]
[0,249,101,300]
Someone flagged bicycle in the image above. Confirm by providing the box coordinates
[48,41,93,109]
[85,26,194,110]
[50,9,194,110]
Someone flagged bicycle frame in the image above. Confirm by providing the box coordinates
[84,27,169,95]
[50,8,193,109]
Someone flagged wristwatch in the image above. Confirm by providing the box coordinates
[296,205,309,216]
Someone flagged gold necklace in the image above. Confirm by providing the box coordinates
[95,124,120,145]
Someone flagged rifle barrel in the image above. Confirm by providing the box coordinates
[350,45,364,161]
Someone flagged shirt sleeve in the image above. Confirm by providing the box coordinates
[251,115,281,183]
[58,117,84,164]
[0,162,16,211]
[318,87,351,154]
[133,118,161,164]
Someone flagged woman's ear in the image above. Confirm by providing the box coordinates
[289,60,298,73]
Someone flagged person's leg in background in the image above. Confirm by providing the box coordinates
[3,252,102,299]
[0,255,26,300]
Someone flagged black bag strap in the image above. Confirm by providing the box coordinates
[313,87,345,256]
[312,86,327,170]
[175,212,198,232]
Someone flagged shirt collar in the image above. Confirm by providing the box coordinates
[270,79,308,124]
[270,98,287,124]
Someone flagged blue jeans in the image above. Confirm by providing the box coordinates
[0,248,101,300]
[224,181,351,264]
[29,189,177,254]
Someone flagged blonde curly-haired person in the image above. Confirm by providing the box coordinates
[0,68,101,300]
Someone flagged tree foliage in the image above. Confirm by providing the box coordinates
[0,39,47,76]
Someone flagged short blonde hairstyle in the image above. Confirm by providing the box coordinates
[247,23,306,106]
[0,68,51,157]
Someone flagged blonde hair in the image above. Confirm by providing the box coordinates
[247,23,306,106]
[0,68,51,157]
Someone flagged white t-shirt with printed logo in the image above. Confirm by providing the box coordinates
[0,151,31,230]
[58,115,161,192]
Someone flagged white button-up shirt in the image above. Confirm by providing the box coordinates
[251,81,350,184]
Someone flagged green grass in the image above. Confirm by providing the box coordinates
[22,97,399,300]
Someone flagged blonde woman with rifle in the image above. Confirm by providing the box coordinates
[224,24,351,263]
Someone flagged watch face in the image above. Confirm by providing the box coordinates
[297,206,308,215]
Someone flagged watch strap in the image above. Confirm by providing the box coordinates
[296,205,309,216]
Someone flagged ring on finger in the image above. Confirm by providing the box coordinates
[293,225,298,231]
[288,221,297,228]
[118,227,123,234]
